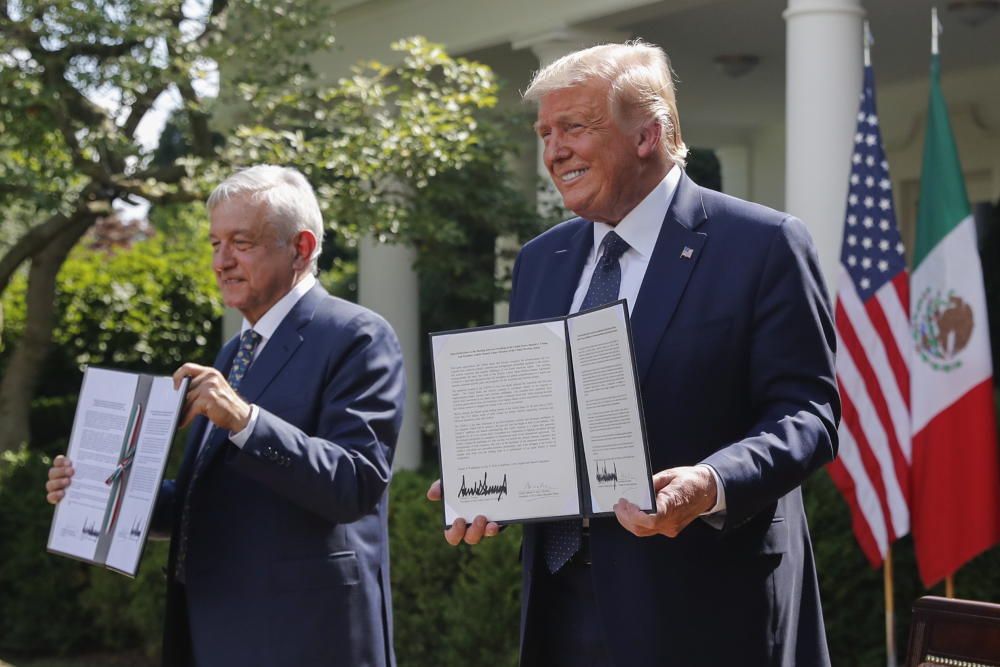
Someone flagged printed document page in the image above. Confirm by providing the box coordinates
[104,376,186,575]
[433,320,581,525]
[567,303,654,514]
[48,368,138,561]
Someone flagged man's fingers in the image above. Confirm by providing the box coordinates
[463,516,488,545]
[614,499,656,537]
[173,363,198,389]
[426,479,442,501]
[46,476,71,492]
[48,463,73,480]
[444,518,467,546]
[173,362,212,390]
[178,396,203,429]
[45,468,73,504]
[442,515,496,546]
[653,469,677,491]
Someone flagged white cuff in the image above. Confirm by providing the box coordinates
[697,463,726,514]
[228,404,259,448]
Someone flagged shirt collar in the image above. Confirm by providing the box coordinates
[592,165,682,260]
[240,273,317,340]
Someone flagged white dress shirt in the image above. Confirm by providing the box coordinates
[205,274,317,450]
[568,166,727,521]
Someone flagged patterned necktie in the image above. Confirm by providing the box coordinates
[174,329,262,583]
[542,231,630,573]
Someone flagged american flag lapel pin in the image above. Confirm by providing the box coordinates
[680,246,694,259]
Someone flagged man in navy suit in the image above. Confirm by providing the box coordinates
[47,165,405,667]
[429,41,838,666]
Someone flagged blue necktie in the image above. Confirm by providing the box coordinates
[542,231,630,573]
[174,329,261,583]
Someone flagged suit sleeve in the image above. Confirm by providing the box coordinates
[507,250,523,321]
[148,479,176,539]
[229,313,405,524]
[702,216,840,529]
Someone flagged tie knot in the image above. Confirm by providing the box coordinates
[240,329,262,351]
[600,231,629,265]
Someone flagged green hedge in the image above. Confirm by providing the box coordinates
[806,469,1000,666]
[4,451,1000,664]
[0,456,520,664]
[388,469,521,667]
[1,215,223,402]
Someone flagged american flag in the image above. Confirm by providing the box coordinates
[827,64,912,568]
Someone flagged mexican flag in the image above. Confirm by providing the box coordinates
[910,52,1000,587]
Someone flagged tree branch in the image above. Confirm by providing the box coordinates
[192,0,230,49]
[123,80,170,139]
[0,215,95,454]
[0,190,110,293]
[176,76,214,158]
[64,38,143,60]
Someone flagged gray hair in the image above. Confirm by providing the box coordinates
[207,165,324,273]
[523,40,688,167]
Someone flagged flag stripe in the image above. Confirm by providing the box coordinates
[863,297,912,460]
[913,54,972,266]
[910,50,1000,587]
[873,273,912,410]
[854,282,912,461]
[837,348,909,537]
[837,293,912,506]
[831,62,911,566]
[827,438,888,565]
[911,379,1000,585]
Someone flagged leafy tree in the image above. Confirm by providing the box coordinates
[0,0,500,454]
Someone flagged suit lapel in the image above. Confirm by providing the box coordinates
[235,284,320,404]
[192,285,321,470]
[631,172,709,384]
[535,221,592,319]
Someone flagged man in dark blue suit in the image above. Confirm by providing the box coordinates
[430,41,838,666]
[47,165,405,667]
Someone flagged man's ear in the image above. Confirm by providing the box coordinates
[636,119,663,159]
[291,230,318,271]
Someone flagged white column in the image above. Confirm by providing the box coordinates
[222,307,242,341]
[492,28,631,325]
[784,0,865,294]
[358,235,422,471]
[715,144,751,201]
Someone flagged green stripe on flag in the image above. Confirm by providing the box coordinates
[913,54,972,268]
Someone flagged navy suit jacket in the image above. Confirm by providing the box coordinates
[151,284,405,667]
[511,172,839,667]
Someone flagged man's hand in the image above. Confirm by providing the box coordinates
[426,479,501,546]
[45,455,74,505]
[613,466,717,538]
[173,363,252,432]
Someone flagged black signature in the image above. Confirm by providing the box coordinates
[458,472,508,502]
[596,461,619,489]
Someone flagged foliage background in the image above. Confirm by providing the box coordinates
[1,10,999,660]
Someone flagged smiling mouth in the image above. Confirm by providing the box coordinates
[560,168,588,183]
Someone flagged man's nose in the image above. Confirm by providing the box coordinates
[543,132,568,166]
[213,244,235,270]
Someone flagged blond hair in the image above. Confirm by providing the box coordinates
[523,40,688,167]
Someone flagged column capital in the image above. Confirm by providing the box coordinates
[783,0,865,21]
[512,27,631,67]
